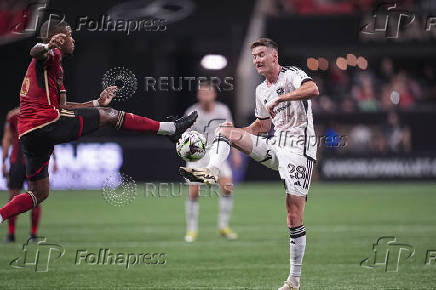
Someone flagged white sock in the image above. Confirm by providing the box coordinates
[208,135,231,172]
[157,122,175,135]
[186,198,199,233]
[288,225,306,287]
[218,195,233,229]
[0,214,3,224]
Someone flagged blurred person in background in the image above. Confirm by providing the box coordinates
[183,83,242,242]
[385,111,411,152]
[349,124,372,152]
[352,71,378,111]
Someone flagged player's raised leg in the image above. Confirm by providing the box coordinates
[185,185,199,242]
[96,106,197,141]
[180,123,253,184]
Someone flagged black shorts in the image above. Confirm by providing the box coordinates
[21,108,100,181]
[8,161,26,189]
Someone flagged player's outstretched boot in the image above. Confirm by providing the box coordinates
[4,234,15,243]
[167,111,198,142]
[179,167,218,185]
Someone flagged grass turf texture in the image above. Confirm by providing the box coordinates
[1,182,435,289]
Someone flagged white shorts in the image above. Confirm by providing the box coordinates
[186,149,232,184]
[249,135,315,196]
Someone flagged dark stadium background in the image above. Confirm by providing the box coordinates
[1,0,435,183]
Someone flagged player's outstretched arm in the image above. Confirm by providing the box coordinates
[59,86,118,110]
[30,33,66,61]
[267,81,319,117]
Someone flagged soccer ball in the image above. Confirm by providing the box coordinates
[176,131,207,162]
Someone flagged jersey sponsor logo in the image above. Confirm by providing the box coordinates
[20,77,30,97]
[274,102,291,114]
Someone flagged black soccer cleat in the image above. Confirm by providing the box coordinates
[28,234,38,243]
[168,111,198,143]
[4,234,15,243]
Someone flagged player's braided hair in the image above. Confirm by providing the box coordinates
[40,18,70,43]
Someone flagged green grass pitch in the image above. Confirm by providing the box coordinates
[1,182,436,289]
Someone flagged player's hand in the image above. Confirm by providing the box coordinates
[266,98,280,118]
[98,86,118,106]
[48,33,66,49]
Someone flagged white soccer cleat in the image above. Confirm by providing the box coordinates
[184,231,197,243]
[278,280,299,290]
[219,227,238,240]
[179,167,218,185]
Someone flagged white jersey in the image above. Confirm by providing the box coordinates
[185,102,233,148]
[255,66,317,160]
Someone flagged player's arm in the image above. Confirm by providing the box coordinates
[242,117,271,136]
[58,86,118,110]
[30,33,66,61]
[267,81,319,117]
[277,80,319,102]
[2,121,13,177]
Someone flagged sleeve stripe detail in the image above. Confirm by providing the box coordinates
[281,65,302,72]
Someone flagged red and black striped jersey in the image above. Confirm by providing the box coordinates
[18,48,65,138]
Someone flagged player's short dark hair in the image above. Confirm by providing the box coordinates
[40,18,70,42]
[250,38,279,52]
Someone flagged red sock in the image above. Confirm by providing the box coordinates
[31,205,41,236]
[121,112,160,133]
[8,215,16,235]
[0,193,34,221]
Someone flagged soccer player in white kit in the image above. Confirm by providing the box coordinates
[180,38,319,290]
[184,82,242,242]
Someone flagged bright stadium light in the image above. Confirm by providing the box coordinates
[201,54,227,70]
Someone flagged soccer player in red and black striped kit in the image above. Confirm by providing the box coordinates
[0,19,197,225]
